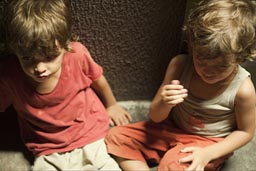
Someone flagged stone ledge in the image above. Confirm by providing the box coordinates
[118,100,151,123]
[0,151,31,171]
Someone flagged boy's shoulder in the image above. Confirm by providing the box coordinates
[169,54,190,68]
[164,54,190,81]
[65,41,92,60]
[235,66,255,100]
[69,41,88,54]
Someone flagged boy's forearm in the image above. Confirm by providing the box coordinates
[149,99,174,122]
[206,130,253,161]
[100,85,117,108]
[91,75,117,108]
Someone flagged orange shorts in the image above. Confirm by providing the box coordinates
[105,121,232,171]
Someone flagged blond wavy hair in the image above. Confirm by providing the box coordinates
[184,0,256,62]
[6,0,74,58]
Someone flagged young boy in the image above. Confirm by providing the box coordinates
[105,0,256,170]
[1,0,132,170]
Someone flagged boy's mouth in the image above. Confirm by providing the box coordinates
[35,73,50,80]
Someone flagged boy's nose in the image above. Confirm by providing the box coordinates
[202,67,215,76]
[34,62,47,73]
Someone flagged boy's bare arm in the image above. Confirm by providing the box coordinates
[179,77,256,170]
[91,75,117,108]
[149,55,188,122]
[210,77,256,155]
[91,75,132,125]
[210,77,255,157]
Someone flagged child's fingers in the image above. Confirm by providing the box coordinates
[125,112,133,122]
[166,97,186,105]
[163,88,187,96]
[119,116,129,125]
[179,154,193,163]
[164,84,185,91]
[114,113,132,126]
[109,119,114,126]
[186,164,204,171]
[163,93,188,104]
[170,80,180,85]
[181,147,197,153]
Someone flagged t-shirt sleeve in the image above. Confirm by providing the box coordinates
[74,42,103,81]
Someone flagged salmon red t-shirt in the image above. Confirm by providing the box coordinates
[0,42,110,157]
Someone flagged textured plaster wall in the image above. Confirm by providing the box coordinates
[0,0,187,101]
[0,0,7,57]
[70,0,187,100]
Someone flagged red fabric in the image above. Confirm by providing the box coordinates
[105,121,232,171]
[0,42,109,157]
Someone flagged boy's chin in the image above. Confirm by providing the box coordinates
[201,76,220,84]
[28,75,50,83]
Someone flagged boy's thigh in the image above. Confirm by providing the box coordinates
[32,150,97,171]
[105,121,174,163]
[83,138,121,170]
[32,138,121,171]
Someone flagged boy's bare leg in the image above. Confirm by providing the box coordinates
[114,156,150,171]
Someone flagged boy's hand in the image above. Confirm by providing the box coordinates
[161,80,187,106]
[179,146,212,171]
[106,104,132,126]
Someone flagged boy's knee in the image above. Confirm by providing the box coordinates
[157,148,188,171]
[158,160,188,171]
[105,126,124,143]
[107,126,122,136]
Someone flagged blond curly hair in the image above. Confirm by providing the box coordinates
[184,0,256,62]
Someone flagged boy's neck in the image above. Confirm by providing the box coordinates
[29,68,62,94]
[190,65,238,100]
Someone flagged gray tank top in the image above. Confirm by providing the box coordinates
[171,56,250,137]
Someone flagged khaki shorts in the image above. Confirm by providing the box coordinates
[32,138,121,171]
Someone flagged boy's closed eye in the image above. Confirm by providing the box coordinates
[20,56,34,62]
[19,55,57,63]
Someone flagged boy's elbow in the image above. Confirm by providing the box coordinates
[248,128,255,141]
[241,127,255,143]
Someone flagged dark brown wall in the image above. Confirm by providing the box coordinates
[0,0,187,101]
[70,0,187,100]
[0,0,7,57]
